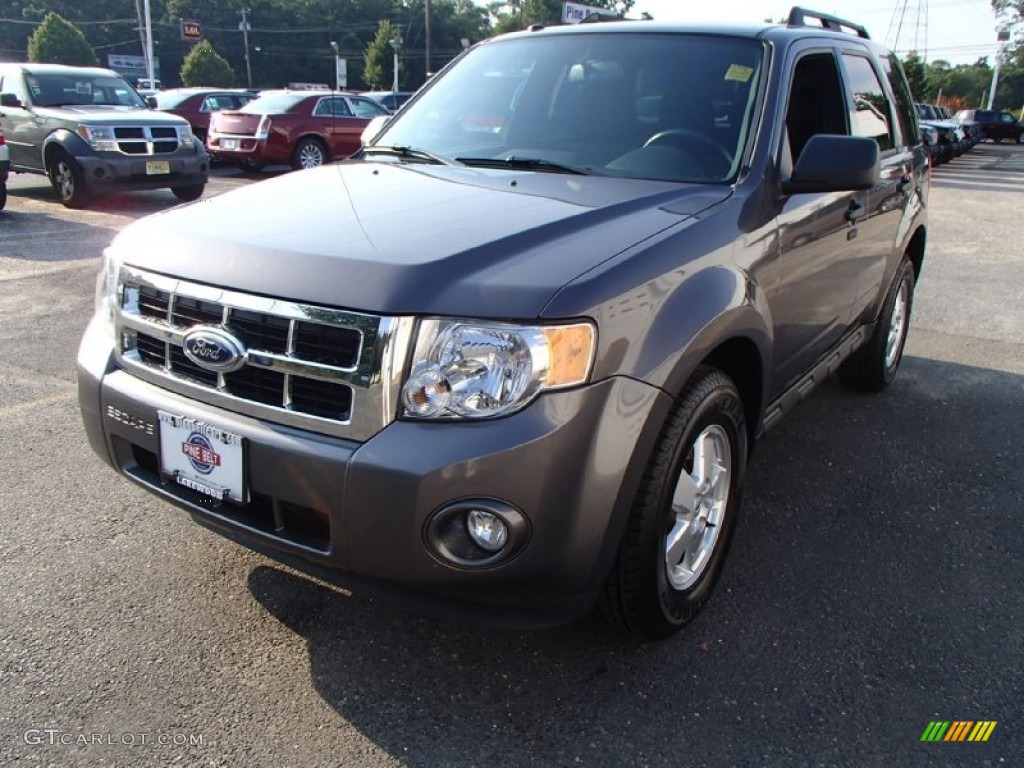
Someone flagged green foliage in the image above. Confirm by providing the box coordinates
[363,20,396,90]
[26,12,98,66]
[180,40,236,87]
[901,52,927,101]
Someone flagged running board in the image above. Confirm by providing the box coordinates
[761,325,869,433]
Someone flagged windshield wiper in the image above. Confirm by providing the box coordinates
[455,156,592,175]
[362,145,459,166]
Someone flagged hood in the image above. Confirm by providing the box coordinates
[112,161,731,318]
[40,105,188,126]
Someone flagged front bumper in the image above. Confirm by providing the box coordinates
[78,318,672,628]
[76,149,209,191]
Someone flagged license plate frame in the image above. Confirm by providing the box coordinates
[220,138,239,150]
[158,412,247,504]
[145,160,170,175]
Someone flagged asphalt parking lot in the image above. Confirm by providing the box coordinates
[1,148,1022,767]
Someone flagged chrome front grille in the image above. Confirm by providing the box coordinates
[113,126,182,155]
[115,267,415,441]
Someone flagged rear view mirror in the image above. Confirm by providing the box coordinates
[146,96,158,109]
[0,92,23,108]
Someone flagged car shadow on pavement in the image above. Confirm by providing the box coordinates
[247,355,1023,765]
[7,183,189,215]
[0,207,122,263]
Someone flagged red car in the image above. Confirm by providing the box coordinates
[151,88,257,143]
[206,90,389,171]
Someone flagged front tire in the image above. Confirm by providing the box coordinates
[838,256,915,392]
[172,184,205,202]
[48,150,91,209]
[600,366,747,640]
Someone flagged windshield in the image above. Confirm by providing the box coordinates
[27,73,147,108]
[239,92,308,114]
[371,31,764,183]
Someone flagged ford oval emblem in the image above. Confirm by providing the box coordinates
[182,326,248,373]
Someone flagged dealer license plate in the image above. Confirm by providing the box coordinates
[146,160,170,175]
[158,412,246,504]
[220,138,239,150]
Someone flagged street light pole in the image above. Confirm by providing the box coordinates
[239,7,253,88]
[330,41,340,91]
[389,31,402,92]
[425,0,432,78]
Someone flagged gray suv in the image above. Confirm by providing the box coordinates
[78,8,928,639]
[0,63,208,208]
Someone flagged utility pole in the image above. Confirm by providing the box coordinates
[143,0,155,86]
[425,0,432,78]
[238,8,253,88]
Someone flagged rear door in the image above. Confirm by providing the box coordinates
[838,48,916,324]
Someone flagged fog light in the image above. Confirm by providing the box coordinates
[425,498,529,568]
[466,509,508,552]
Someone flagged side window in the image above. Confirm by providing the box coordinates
[348,97,387,119]
[881,54,918,147]
[314,98,351,117]
[0,74,30,106]
[784,52,848,164]
[841,53,894,152]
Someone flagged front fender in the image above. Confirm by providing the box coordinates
[42,128,93,166]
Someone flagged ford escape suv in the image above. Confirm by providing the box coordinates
[78,8,928,639]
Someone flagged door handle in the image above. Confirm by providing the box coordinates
[844,199,865,223]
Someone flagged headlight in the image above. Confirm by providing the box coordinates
[76,124,117,151]
[94,249,123,339]
[176,125,195,147]
[401,319,595,420]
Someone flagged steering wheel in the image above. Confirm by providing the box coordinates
[643,129,734,176]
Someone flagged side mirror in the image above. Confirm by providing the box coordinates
[782,135,880,195]
[361,115,391,147]
[0,92,23,108]
[146,96,158,109]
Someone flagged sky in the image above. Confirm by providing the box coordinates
[595,1,1009,65]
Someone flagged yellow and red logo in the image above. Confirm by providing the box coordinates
[921,721,997,742]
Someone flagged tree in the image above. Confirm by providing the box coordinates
[180,40,236,86]
[901,51,927,101]
[364,19,398,90]
[27,12,98,66]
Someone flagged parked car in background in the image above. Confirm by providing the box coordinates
[954,108,1023,143]
[206,90,389,171]
[361,90,416,112]
[151,87,257,143]
[0,63,208,208]
[0,125,8,210]
[916,103,970,158]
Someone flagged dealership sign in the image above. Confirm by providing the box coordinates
[182,19,202,42]
[562,2,617,24]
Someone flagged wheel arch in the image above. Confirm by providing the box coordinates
[42,129,90,171]
[904,223,926,279]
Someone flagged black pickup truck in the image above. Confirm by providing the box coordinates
[78,8,928,639]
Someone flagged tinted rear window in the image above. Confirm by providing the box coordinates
[240,93,309,114]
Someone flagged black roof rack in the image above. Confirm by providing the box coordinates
[786,6,870,39]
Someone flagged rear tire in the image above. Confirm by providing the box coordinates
[838,256,915,392]
[0,184,6,211]
[600,366,747,640]
[292,137,328,170]
[172,184,205,202]
[48,150,91,209]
